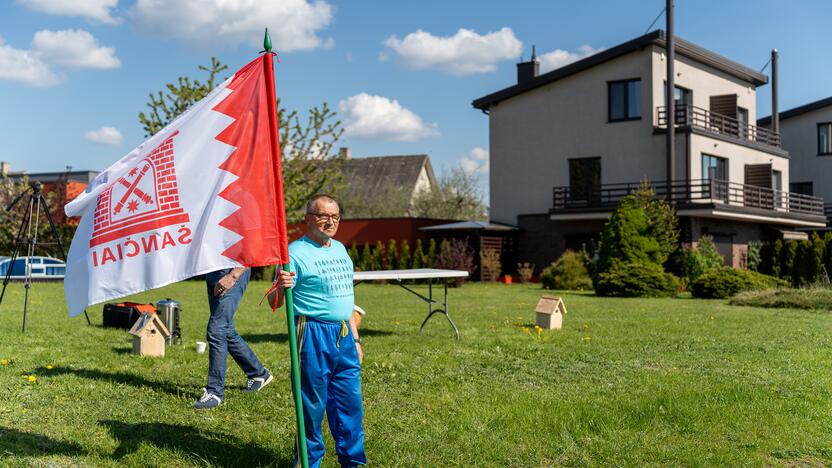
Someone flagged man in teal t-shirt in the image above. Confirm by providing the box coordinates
[269,195,366,468]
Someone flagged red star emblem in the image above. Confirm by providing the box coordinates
[127,200,139,213]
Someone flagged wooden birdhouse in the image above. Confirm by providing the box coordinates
[535,295,567,330]
[128,312,170,357]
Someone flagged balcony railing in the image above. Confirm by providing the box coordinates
[657,104,781,148]
[553,179,824,217]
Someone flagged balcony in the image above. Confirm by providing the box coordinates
[552,179,825,223]
[656,104,781,148]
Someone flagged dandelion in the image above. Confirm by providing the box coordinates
[520,327,530,334]
[1,359,8,365]
[536,328,542,335]
[46,364,54,370]
[583,336,591,341]
[27,375,37,383]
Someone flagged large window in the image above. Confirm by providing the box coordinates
[819,123,832,155]
[608,79,641,122]
[569,157,601,201]
[790,181,814,196]
[702,154,728,181]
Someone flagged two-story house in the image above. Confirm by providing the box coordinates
[472,30,826,270]
[758,96,832,219]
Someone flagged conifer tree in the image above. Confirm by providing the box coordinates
[412,239,425,269]
[771,239,782,277]
[360,242,374,272]
[427,238,437,268]
[373,240,386,270]
[387,239,399,270]
[399,240,412,270]
[348,243,360,269]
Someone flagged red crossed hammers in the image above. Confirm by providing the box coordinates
[113,164,154,215]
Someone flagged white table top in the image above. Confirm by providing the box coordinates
[353,268,469,281]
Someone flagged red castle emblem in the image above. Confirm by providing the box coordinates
[90,131,190,247]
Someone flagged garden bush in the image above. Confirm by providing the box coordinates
[690,268,787,299]
[675,235,724,282]
[541,250,592,290]
[594,262,679,297]
[730,288,832,310]
[435,239,474,287]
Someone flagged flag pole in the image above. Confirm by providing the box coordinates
[262,28,309,468]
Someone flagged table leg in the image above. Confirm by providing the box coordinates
[419,278,460,340]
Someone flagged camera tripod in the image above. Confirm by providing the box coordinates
[0,181,91,332]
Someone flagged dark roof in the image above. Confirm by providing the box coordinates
[758,96,832,126]
[419,220,517,231]
[7,170,99,183]
[342,155,436,197]
[472,29,768,110]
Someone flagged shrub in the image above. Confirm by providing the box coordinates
[771,239,782,277]
[516,262,534,283]
[594,262,679,298]
[387,239,399,270]
[360,242,374,271]
[348,244,360,267]
[399,240,412,270]
[412,239,425,269]
[435,239,474,287]
[373,240,386,270]
[676,235,724,282]
[479,247,501,281]
[744,240,762,272]
[690,268,787,299]
[426,239,437,268]
[541,250,592,290]
[594,183,679,279]
[781,240,797,282]
[730,288,832,310]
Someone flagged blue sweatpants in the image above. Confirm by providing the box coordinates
[294,316,366,468]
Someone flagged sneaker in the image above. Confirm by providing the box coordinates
[245,369,273,393]
[193,388,222,410]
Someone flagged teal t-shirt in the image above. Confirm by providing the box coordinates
[287,235,354,322]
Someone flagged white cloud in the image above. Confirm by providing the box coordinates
[16,0,120,24]
[338,93,439,142]
[32,30,120,69]
[131,0,334,51]
[85,126,123,145]
[460,147,489,175]
[0,30,119,87]
[0,37,61,87]
[383,27,522,75]
[538,44,600,73]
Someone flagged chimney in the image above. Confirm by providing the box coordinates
[0,161,10,176]
[771,49,779,135]
[516,45,539,85]
[338,147,351,159]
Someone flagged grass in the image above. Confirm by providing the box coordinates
[731,288,832,310]
[1,281,831,466]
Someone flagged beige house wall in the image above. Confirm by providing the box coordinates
[689,133,789,186]
[777,107,832,201]
[649,46,758,125]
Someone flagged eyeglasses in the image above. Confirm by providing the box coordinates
[307,211,341,222]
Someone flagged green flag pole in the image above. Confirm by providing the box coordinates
[263,28,308,468]
[282,264,308,468]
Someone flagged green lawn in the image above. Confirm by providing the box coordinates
[0,281,831,466]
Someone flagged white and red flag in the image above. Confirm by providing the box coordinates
[64,55,289,317]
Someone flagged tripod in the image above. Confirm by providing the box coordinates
[0,181,91,332]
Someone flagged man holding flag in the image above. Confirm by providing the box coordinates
[269,194,367,468]
[63,31,313,465]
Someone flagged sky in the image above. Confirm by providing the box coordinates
[0,0,830,191]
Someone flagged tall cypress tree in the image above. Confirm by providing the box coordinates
[373,240,386,270]
[412,239,425,269]
[771,239,783,278]
[360,242,374,272]
[348,243,360,268]
[399,240,412,270]
[427,238,437,268]
[387,239,399,270]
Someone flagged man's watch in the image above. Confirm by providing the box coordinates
[354,337,362,344]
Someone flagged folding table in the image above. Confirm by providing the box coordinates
[353,268,469,340]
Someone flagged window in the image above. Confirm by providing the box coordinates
[663,84,692,124]
[790,182,814,196]
[702,154,728,200]
[771,170,782,192]
[569,157,601,201]
[737,107,749,139]
[819,123,832,155]
[608,79,641,121]
[702,154,728,181]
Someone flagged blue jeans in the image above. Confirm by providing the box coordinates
[205,268,264,399]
